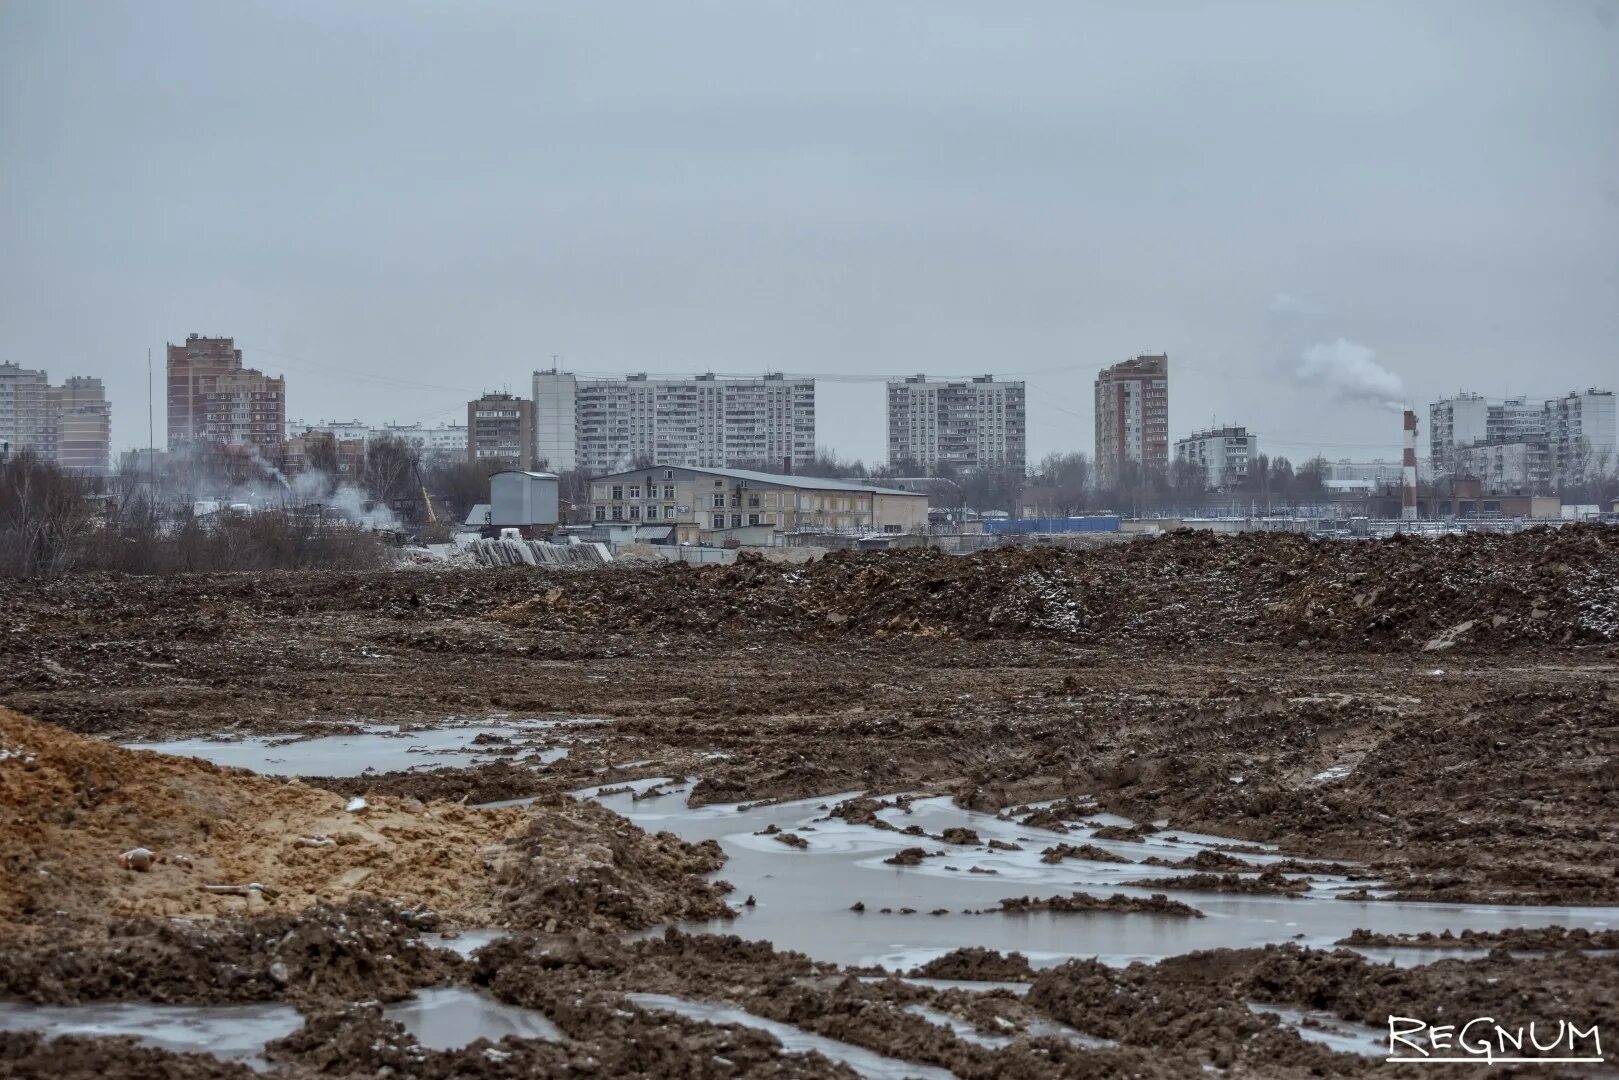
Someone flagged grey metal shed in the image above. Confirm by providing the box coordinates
[489,470,560,528]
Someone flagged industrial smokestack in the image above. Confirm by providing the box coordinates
[1401,410,1418,521]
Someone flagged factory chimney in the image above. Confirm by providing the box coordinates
[1401,410,1418,521]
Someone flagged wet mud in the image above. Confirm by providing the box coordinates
[2,532,1617,1075]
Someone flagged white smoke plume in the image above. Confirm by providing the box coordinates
[1294,338,1405,413]
[241,444,399,530]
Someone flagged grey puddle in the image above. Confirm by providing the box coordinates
[120,717,600,775]
[35,729,1610,1077]
[576,778,1617,972]
[0,1001,303,1071]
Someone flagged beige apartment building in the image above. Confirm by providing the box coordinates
[589,465,928,543]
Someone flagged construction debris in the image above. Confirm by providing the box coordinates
[117,848,156,872]
[202,882,282,900]
[462,538,612,568]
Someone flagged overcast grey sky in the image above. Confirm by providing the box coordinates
[3,1,1616,464]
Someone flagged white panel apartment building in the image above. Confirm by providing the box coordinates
[285,418,469,462]
[1431,389,1614,489]
[532,371,816,474]
[886,375,1026,474]
[0,362,55,459]
[1173,426,1257,490]
[1547,389,1617,481]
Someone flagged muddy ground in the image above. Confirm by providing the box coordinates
[2,530,1617,1076]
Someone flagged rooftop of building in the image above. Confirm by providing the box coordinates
[1176,425,1251,441]
[593,463,924,497]
[491,469,561,481]
[890,374,1022,386]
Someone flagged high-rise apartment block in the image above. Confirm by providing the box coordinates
[885,375,1026,474]
[166,334,284,451]
[1546,389,1616,483]
[0,363,55,460]
[468,392,536,469]
[54,376,111,474]
[532,371,816,474]
[1094,354,1169,487]
[0,363,111,473]
[1430,389,1614,490]
[1173,425,1256,490]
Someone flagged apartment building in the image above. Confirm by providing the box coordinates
[1172,425,1256,490]
[1546,389,1616,483]
[0,362,56,459]
[1430,389,1614,490]
[1453,442,1541,495]
[1095,353,1169,487]
[885,375,1026,474]
[467,392,535,468]
[532,370,816,473]
[166,334,284,450]
[378,422,468,462]
[286,419,468,463]
[588,464,927,542]
[0,364,112,473]
[279,430,367,481]
[55,376,111,474]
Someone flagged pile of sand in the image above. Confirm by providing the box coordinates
[0,708,529,931]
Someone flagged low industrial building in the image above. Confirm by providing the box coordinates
[587,465,928,544]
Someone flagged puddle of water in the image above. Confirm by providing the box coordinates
[627,993,953,1080]
[0,1000,303,1071]
[422,929,510,958]
[903,1003,1011,1048]
[587,788,1618,972]
[383,987,561,1050]
[1248,1002,1385,1057]
[125,721,571,777]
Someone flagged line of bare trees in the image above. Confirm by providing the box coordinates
[0,453,389,578]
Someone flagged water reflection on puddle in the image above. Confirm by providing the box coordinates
[582,787,1616,971]
[383,987,561,1049]
[0,1000,303,1071]
[123,718,591,776]
[1247,1003,1386,1057]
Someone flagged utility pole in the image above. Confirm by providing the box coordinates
[147,347,157,499]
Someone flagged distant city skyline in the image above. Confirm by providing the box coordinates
[3,3,1615,465]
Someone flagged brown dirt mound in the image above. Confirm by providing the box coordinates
[909,947,1036,981]
[1140,849,1256,872]
[996,892,1204,917]
[0,901,459,1006]
[0,1032,254,1080]
[1338,926,1619,950]
[0,707,528,930]
[496,793,732,933]
[0,708,731,937]
[1040,842,1131,864]
[480,526,1619,650]
[302,761,550,805]
[1121,867,1312,896]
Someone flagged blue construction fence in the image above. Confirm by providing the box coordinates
[984,515,1121,534]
